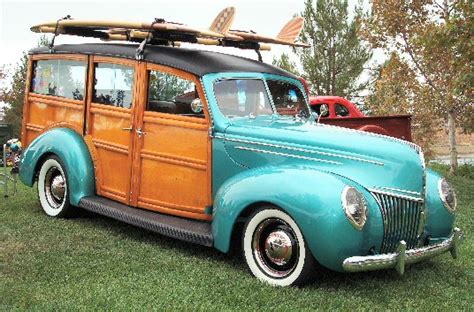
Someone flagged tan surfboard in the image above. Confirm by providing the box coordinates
[31,19,225,39]
[30,8,310,51]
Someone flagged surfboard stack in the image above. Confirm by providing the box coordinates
[30,7,310,55]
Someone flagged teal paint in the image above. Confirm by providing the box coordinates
[19,128,95,205]
[203,72,454,270]
[424,169,455,238]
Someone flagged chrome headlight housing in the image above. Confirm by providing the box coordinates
[438,178,457,213]
[342,186,368,230]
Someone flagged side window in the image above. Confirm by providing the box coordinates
[266,80,309,118]
[214,79,272,118]
[147,70,204,118]
[93,63,134,108]
[30,59,86,100]
[335,103,350,117]
[311,103,330,117]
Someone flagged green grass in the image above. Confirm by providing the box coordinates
[1,168,473,311]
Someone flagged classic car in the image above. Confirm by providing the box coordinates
[310,96,413,141]
[19,43,463,286]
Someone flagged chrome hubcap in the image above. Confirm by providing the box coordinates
[253,218,299,278]
[264,231,293,266]
[45,167,66,209]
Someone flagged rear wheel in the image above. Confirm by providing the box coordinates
[242,207,315,286]
[37,156,73,217]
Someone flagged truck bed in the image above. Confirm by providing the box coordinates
[320,115,412,142]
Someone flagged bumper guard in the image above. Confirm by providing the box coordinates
[343,227,464,275]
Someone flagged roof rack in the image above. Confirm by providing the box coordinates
[31,7,310,62]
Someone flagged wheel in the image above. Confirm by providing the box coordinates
[37,155,73,217]
[242,207,315,286]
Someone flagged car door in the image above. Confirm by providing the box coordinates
[85,56,138,205]
[130,63,212,221]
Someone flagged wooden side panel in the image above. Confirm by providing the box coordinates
[22,54,88,146]
[88,104,134,203]
[85,56,138,204]
[137,113,210,219]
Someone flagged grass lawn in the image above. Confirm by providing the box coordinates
[1,166,473,310]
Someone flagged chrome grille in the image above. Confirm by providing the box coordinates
[371,192,423,253]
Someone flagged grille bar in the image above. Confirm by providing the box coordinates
[371,192,423,253]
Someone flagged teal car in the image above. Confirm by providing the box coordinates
[20,44,463,286]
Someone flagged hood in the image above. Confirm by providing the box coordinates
[220,116,424,198]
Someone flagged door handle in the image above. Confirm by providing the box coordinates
[136,127,146,138]
[122,126,133,131]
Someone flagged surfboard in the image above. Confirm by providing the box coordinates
[229,17,309,47]
[31,19,225,39]
[30,8,310,50]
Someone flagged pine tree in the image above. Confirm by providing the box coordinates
[272,53,300,76]
[296,0,372,99]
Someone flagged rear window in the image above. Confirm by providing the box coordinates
[31,59,86,100]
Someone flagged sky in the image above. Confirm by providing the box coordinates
[0,0,372,108]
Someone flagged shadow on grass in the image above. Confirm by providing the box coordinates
[70,206,467,291]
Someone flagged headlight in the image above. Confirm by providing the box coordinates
[438,178,457,213]
[342,186,368,230]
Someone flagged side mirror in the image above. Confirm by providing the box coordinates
[190,98,203,113]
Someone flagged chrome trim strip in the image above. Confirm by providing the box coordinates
[369,189,424,203]
[342,228,464,274]
[375,186,422,196]
[233,146,343,165]
[214,135,384,166]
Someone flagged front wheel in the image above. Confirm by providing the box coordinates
[242,207,315,286]
[37,155,73,217]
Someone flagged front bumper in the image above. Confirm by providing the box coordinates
[343,228,464,275]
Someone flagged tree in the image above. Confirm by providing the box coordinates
[365,0,473,173]
[1,36,50,137]
[365,54,438,155]
[272,53,300,76]
[296,0,372,99]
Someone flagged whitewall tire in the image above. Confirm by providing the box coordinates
[242,207,315,286]
[37,156,72,217]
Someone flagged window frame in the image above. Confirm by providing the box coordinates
[144,63,210,121]
[90,56,137,110]
[29,54,88,104]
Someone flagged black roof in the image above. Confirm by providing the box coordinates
[29,43,297,78]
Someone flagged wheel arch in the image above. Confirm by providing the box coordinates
[213,167,348,252]
[19,128,95,206]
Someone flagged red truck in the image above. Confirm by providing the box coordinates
[310,96,413,142]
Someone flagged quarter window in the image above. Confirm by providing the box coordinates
[147,70,204,118]
[30,59,86,100]
[93,63,134,108]
[335,103,350,117]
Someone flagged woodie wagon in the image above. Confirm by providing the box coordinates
[19,9,463,286]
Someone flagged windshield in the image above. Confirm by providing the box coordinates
[213,78,309,119]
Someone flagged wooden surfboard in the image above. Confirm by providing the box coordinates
[229,17,309,47]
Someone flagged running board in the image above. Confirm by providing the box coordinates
[78,196,213,247]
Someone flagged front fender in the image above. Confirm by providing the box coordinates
[212,165,383,272]
[424,169,455,239]
[19,128,95,206]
